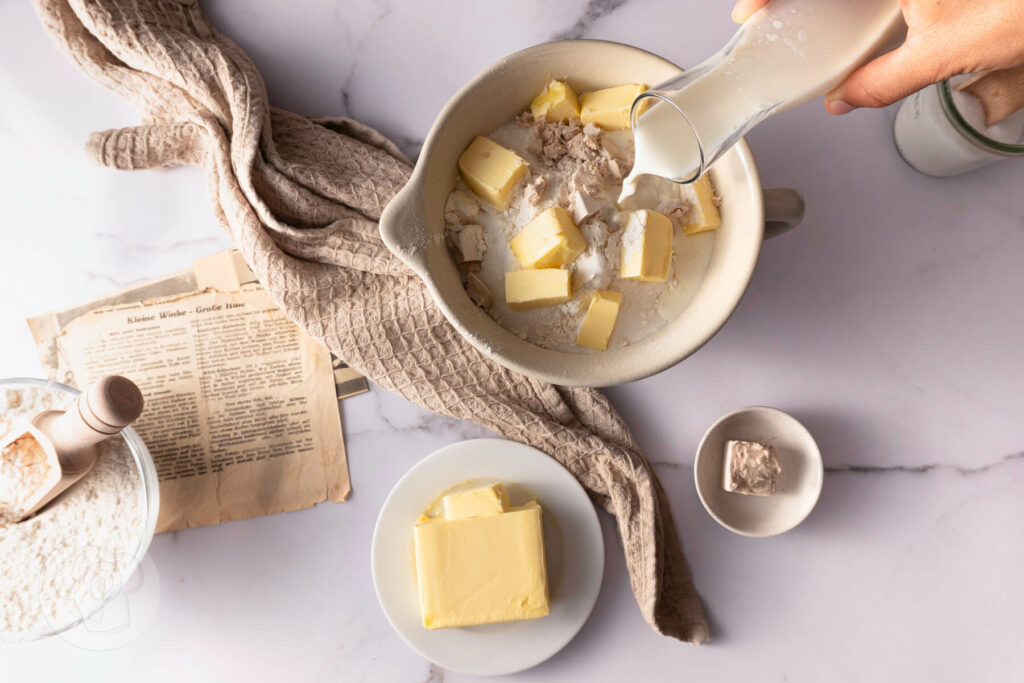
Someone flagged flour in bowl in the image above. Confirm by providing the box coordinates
[0,385,145,636]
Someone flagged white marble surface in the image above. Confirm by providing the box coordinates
[2,0,1023,680]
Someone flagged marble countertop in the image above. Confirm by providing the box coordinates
[2,0,1023,680]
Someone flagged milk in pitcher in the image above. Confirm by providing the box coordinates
[623,0,904,197]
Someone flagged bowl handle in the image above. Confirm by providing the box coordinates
[379,184,430,278]
[763,188,805,240]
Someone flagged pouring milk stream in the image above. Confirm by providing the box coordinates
[621,0,906,200]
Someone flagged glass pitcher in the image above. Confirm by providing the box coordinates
[625,0,906,189]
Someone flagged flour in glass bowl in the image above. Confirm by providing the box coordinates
[0,385,145,637]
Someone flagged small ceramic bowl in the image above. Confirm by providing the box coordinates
[380,40,804,387]
[694,406,823,537]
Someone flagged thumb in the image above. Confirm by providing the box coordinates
[732,0,771,23]
[826,42,948,114]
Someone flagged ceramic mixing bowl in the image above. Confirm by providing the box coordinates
[380,40,804,387]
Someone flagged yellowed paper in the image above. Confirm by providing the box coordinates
[27,251,358,532]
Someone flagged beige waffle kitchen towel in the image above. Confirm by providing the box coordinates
[34,0,710,643]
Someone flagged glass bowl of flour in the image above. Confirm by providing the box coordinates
[0,378,159,642]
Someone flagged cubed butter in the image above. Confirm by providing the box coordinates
[621,210,673,282]
[530,79,581,122]
[580,83,649,130]
[414,501,550,629]
[505,269,573,310]
[510,207,586,269]
[458,136,529,209]
[442,483,508,519]
[723,440,781,496]
[684,174,723,235]
[576,290,622,351]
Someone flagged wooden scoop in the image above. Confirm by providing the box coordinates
[1,376,144,522]
[957,65,1024,126]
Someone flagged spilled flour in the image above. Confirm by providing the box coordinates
[0,385,145,637]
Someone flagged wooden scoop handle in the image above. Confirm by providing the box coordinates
[40,376,144,472]
[958,65,1024,126]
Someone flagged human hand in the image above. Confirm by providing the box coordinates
[731,0,1024,115]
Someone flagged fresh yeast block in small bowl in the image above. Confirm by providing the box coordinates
[694,406,823,537]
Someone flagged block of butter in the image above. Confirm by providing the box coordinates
[621,210,673,282]
[531,79,581,122]
[576,290,622,351]
[684,174,723,235]
[580,83,648,130]
[723,440,781,496]
[442,482,508,519]
[458,136,529,210]
[510,207,586,269]
[414,483,550,629]
[505,269,572,309]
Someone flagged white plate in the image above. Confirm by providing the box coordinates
[694,406,823,537]
[371,439,604,676]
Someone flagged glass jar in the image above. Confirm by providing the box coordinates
[894,76,1024,177]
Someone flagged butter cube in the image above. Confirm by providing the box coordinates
[442,483,508,519]
[576,290,622,351]
[458,136,529,209]
[723,440,781,496]
[505,269,573,309]
[414,502,550,629]
[510,207,586,269]
[530,79,581,122]
[621,210,673,282]
[684,174,723,235]
[580,83,648,130]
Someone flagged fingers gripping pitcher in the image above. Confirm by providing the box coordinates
[622,0,905,197]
